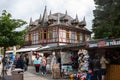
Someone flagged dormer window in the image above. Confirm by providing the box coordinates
[60,19,63,23]
[63,19,68,23]
[48,19,54,24]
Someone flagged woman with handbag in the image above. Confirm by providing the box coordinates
[33,54,41,74]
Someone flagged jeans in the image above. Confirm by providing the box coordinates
[93,70,102,80]
[35,66,40,73]
[42,66,46,74]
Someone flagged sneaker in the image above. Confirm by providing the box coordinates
[36,72,39,75]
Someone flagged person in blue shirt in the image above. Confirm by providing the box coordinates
[10,53,15,64]
[33,54,41,74]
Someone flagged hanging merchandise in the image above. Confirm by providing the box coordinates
[61,52,72,64]
[78,49,89,79]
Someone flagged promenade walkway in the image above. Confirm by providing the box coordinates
[0,65,68,80]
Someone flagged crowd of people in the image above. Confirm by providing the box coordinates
[88,54,109,80]
[0,52,110,80]
[1,54,29,74]
[33,54,47,76]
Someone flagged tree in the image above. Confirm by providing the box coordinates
[0,10,26,79]
[92,0,120,39]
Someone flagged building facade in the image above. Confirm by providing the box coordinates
[24,7,92,47]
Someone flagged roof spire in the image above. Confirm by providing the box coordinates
[29,17,32,26]
[83,16,85,21]
[75,14,79,22]
[41,6,48,26]
[57,13,60,24]
[49,10,51,15]
[83,16,86,25]
[65,10,67,15]
[39,14,41,21]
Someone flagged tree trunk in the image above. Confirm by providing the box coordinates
[1,47,6,80]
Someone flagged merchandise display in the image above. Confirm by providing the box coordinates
[78,49,89,79]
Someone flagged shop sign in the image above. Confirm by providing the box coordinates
[87,42,98,48]
[87,39,120,48]
[109,39,120,46]
[98,41,106,47]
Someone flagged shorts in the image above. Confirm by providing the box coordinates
[101,69,107,75]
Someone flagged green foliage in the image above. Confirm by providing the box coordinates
[92,0,120,39]
[0,10,27,47]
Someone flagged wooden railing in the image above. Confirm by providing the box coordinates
[24,41,31,46]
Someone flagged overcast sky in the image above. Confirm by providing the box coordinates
[0,0,95,31]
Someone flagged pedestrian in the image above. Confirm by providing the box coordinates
[0,56,2,64]
[41,56,47,76]
[15,55,24,69]
[87,69,93,80]
[100,54,109,80]
[5,57,10,70]
[12,55,18,70]
[10,53,15,64]
[2,56,8,75]
[92,54,102,80]
[33,54,41,74]
[24,55,29,71]
[51,53,57,78]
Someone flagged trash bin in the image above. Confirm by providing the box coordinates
[12,68,24,80]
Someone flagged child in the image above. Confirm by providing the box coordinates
[87,69,93,80]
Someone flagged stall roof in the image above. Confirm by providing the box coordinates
[36,46,50,51]
[6,50,13,54]
[16,47,39,53]
[36,43,85,52]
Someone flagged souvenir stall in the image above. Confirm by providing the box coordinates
[86,38,120,80]
[61,49,90,80]
[61,51,77,79]
[36,43,88,79]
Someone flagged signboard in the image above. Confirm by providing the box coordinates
[86,39,120,48]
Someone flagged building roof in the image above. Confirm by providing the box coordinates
[28,7,90,33]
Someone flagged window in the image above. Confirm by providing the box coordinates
[82,34,86,42]
[80,33,82,41]
[66,30,69,39]
[39,31,42,40]
[44,30,47,39]
[25,34,29,41]
[77,33,80,42]
[49,31,53,39]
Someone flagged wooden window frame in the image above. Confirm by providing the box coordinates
[66,30,69,39]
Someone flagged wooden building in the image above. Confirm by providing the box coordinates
[24,6,91,48]
[22,6,92,70]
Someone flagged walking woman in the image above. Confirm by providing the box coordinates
[41,56,47,76]
[33,54,41,74]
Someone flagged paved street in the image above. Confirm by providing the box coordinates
[0,64,69,80]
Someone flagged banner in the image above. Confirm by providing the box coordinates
[86,39,120,48]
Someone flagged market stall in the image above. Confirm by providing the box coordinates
[86,38,120,80]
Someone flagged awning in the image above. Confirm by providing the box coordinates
[6,50,13,54]
[35,46,50,51]
[35,43,85,51]
[16,47,39,53]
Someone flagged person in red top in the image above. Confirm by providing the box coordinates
[41,56,47,76]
